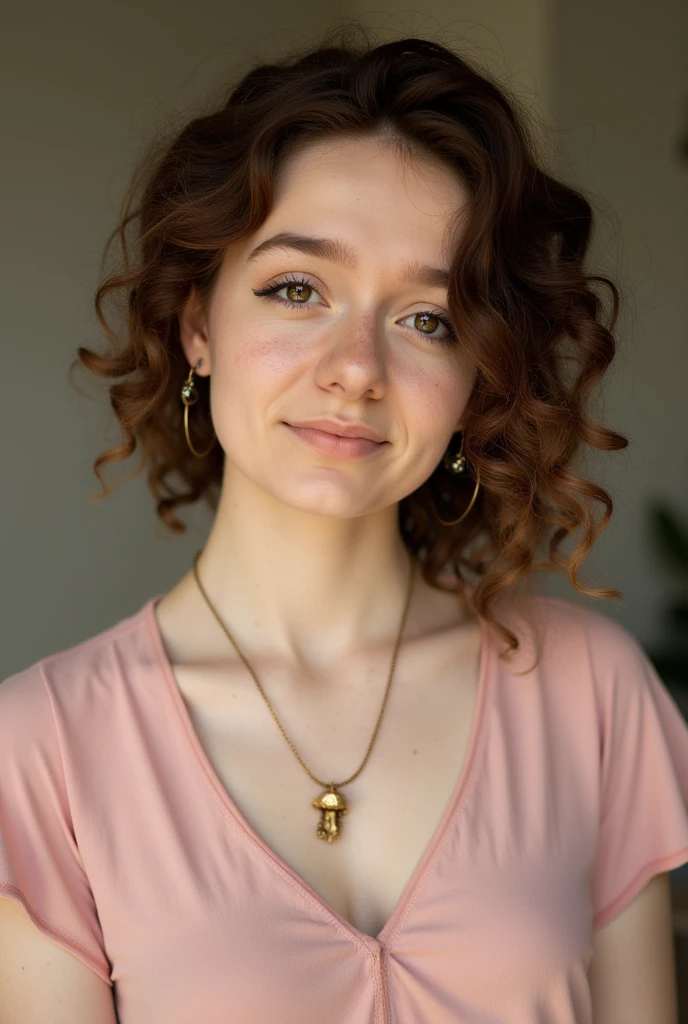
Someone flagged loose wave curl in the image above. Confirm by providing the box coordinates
[74,23,629,662]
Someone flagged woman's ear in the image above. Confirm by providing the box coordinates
[178,287,211,376]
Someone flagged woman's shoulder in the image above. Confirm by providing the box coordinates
[482,588,662,714]
[0,595,159,728]
[494,589,647,665]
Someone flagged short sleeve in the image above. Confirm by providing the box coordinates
[0,662,113,986]
[590,621,688,931]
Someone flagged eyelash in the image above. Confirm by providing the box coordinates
[252,274,457,345]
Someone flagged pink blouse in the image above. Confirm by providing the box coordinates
[1,588,687,1023]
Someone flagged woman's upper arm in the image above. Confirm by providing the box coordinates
[589,871,679,1024]
[0,897,118,1024]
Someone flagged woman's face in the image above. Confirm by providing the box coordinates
[183,135,476,520]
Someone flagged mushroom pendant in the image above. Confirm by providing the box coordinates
[312,784,348,843]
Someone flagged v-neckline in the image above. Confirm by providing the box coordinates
[143,590,494,955]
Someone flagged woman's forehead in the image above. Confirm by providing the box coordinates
[236,143,468,268]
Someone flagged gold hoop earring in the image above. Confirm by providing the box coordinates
[181,360,216,458]
[429,432,481,526]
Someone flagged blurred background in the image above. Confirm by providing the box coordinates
[1,0,687,1001]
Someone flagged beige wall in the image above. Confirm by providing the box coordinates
[2,0,685,673]
[550,0,688,638]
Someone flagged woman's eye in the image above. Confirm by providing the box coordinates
[252,277,322,307]
[253,278,456,345]
[400,311,457,345]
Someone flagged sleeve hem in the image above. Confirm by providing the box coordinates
[0,884,113,988]
[592,845,688,932]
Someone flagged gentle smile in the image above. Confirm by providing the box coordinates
[283,423,388,459]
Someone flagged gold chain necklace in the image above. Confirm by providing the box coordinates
[191,549,416,843]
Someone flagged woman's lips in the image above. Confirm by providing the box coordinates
[284,423,387,458]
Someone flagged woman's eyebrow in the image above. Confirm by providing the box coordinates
[245,231,449,288]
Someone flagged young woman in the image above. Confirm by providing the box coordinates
[1,26,687,1024]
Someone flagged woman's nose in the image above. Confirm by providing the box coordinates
[313,312,388,399]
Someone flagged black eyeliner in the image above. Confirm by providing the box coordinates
[252,277,457,344]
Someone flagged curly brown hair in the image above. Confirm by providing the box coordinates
[73,22,628,661]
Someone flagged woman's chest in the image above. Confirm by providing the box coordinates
[82,603,603,1021]
[171,623,484,940]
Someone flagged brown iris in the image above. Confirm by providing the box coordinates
[285,283,311,302]
[414,312,440,333]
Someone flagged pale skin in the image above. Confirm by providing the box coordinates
[174,134,476,670]
[0,136,679,1021]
